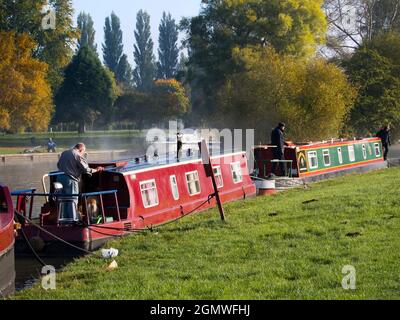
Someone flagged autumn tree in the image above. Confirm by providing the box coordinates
[133,10,156,91]
[182,0,327,120]
[55,46,118,133]
[0,31,53,133]
[218,47,356,142]
[0,0,78,92]
[152,79,189,119]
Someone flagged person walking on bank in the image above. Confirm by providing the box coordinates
[57,143,104,221]
[376,125,391,161]
[270,122,288,176]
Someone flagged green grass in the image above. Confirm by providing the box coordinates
[0,130,143,141]
[0,147,27,155]
[12,168,400,300]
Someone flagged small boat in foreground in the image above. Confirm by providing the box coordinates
[14,151,256,255]
[0,184,15,297]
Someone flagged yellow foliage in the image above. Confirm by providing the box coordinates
[153,79,190,117]
[0,31,53,133]
[218,46,357,142]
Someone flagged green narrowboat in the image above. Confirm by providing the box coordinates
[254,137,386,182]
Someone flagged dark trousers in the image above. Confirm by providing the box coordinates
[271,151,286,176]
[383,143,389,161]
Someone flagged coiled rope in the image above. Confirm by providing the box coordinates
[14,193,217,255]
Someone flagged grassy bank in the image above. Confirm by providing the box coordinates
[0,130,143,141]
[13,168,400,300]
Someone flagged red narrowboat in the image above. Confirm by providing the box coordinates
[0,184,15,297]
[14,151,256,255]
[254,137,387,183]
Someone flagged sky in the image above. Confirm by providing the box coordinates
[72,0,202,65]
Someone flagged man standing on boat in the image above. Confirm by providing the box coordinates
[376,125,391,161]
[270,122,287,177]
[57,143,104,221]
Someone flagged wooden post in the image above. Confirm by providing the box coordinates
[199,139,226,221]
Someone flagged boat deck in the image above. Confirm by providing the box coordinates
[93,150,245,174]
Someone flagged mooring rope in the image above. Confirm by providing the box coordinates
[13,193,217,254]
[83,193,217,236]
[18,226,47,267]
[14,211,95,256]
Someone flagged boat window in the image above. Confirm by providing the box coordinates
[231,162,243,184]
[307,151,318,169]
[170,175,179,200]
[322,149,331,166]
[213,166,224,188]
[186,171,201,196]
[140,180,159,208]
[362,144,367,159]
[348,145,355,162]
[374,143,381,157]
[337,148,343,164]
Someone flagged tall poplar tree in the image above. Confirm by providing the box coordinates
[157,12,179,79]
[77,11,97,53]
[133,10,156,91]
[102,12,132,86]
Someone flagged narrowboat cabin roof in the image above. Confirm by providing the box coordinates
[255,137,381,150]
[91,151,247,175]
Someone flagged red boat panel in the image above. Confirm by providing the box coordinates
[0,184,15,297]
[0,185,14,254]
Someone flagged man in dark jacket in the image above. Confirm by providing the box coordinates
[270,122,287,176]
[376,125,391,161]
[57,143,104,221]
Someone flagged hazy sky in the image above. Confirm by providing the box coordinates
[72,0,202,65]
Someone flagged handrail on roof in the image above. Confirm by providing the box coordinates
[11,190,118,197]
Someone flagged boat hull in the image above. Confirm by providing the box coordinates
[300,159,388,183]
[0,184,15,297]
[0,241,15,297]
[15,152,256,256]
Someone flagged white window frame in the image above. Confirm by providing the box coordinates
[307,151,319,169]
[337,147,343,164]
[362,144,367,160]
[213,166,224,189]
[230,162,243,184]
[374,143,381,157]
[348,145,355,162]
[170,175,179,201]
[140,179,159,209]
[322,149,331,167]
[186,171,201,196]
